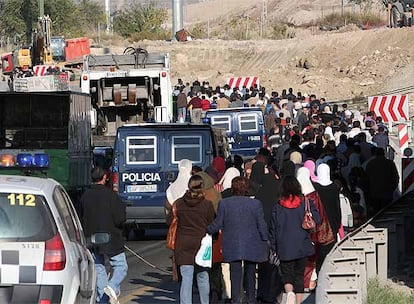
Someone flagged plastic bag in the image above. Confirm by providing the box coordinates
[195,233,212,268]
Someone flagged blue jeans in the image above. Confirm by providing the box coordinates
[180,265,209,304]
[93,252,128,303]
[178,107,187,122]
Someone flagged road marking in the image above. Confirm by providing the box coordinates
[120,285,156,303]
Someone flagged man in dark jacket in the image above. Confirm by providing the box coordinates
[80,166,127,304]
[365,147,399,214]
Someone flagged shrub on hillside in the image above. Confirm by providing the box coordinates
[310,12,386,29]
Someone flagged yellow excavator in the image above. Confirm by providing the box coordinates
[32,15,54,65]
[1,15,53,75]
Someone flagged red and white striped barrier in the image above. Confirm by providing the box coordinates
[226,76,259,90]
[33,65,56,76]
[398,124,409,154]
[402,158,414,194]
[368,95,409,123]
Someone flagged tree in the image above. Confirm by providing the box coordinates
[0,0,36,44]
[77,0,106,33]
[0,0,105,46]
[113,1,168,39]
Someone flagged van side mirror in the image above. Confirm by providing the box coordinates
[87,232,111,248]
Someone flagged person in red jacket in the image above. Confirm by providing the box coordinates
[200,95,211,111]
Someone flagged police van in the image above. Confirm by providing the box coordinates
[111,123,228,238]
[204,107,266,158]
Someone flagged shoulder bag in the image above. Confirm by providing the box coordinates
[166,202,178,250]
[302,198,316,231]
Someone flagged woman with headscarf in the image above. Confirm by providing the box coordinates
[297,167,335,291]
[280,160,296,178]
[205,156,226,184]
[289,151,302,172]
[207,177,268,304]
[166,159,193,214]
[270,175,320,304]
[172,175,215,304]
[214,167,240,301]
[218,167,241,198]
[303,160,318,182]
[341,152,361,185]
[254,162,283,303]
[248,161,265,196]
[313,163,341,274]
[165,159,192,282]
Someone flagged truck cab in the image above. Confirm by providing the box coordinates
[111,123,229,238]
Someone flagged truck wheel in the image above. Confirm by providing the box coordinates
[391,7,401,28]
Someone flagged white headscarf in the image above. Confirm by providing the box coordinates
[219,167,240,190]
[296,167,315,195]
[166,159,192,205]
[316,163,332,186]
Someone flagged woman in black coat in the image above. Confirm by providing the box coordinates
[270,175,320,304]
[252,162,283,303]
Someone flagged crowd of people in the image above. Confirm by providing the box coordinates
[166,82,400,304]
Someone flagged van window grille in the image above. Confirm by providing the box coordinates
[239,115,258,132]
[172,136,202,164]
[126,136,157,164]
[211,116,231,132]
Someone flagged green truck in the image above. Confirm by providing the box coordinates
[0,90,93,209]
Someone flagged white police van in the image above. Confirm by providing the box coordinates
[110,123,228,238]
[204,107,266,158]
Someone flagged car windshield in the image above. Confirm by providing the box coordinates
[0,193,56,241]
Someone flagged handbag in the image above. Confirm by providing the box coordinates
[212,230,224,263]
[166,202,178,250]
[195,233,212,268]
[302,198,316,231]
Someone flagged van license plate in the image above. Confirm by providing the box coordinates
[127,185,157,192]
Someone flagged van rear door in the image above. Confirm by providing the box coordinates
[117,130,168,224]
[207,109,264,157]
[232,110,265,157]
[114,125,216,227]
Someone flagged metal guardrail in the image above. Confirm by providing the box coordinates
[316,145,414,303]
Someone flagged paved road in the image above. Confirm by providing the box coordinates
[118,230,315,304]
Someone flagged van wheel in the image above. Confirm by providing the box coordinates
[126,228,145,241]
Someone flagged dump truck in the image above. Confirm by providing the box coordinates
[384,0,414,27]
[80,47,173,141]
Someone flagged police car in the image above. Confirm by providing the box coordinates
[0,174,103,304]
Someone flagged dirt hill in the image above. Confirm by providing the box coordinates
[119,25,414,113]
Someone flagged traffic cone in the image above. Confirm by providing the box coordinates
[179,113,184,123]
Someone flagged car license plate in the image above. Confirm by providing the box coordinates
[127,184,157,193]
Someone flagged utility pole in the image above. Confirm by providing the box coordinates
[39,0,44,17]
[105,0,111,34]
[261,0,268,38]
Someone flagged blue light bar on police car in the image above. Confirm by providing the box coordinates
[16,153,34,167]
[33,153,50,167]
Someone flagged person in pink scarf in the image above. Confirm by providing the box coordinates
[303,160,318,182]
